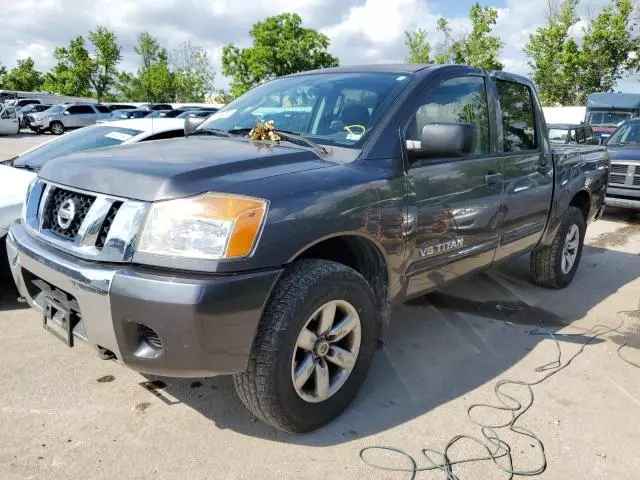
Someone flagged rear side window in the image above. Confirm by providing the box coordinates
[95,105,110,113]
[496,80,537,152]
[67,105,95,114]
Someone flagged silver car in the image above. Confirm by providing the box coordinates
[29,103,112,135]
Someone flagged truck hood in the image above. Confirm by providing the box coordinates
[38,137,334,201]
[606,145,640,161]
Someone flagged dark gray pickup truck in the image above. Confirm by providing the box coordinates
[6,65,610,432]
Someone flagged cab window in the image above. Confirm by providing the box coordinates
[406,75,490,156]
[496,80,538,152]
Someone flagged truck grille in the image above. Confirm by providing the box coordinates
[42,187,95,240]
[610,164,629,174]
[95,201,123,248]
[609,174,626,185]
[634,176,640,186]
[23,179,149,263]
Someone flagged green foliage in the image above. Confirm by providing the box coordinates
[434,18,453,64]
[118,33,215,103]
[119,32,174,102]
[43,36,93,97]
[171,42,215,102]
[409,3,503,70]
[1,57,43,91]
[88,26,122,101]
[525,0,639,105]
[524,0,582,105]
[222,13,339,98]
[580,0,639,99]
[405,29,431,64]
[450,3,504,70]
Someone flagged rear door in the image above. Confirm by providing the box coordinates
[492,78,554,262]
[403,71,504,297]
[66,105,96,127]
[94,105,111,121]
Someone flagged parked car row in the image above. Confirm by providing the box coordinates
[105,106,219,122]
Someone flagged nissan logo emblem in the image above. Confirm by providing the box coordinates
[56,199,77,230]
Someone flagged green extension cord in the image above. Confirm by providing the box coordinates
[360,310,640,480]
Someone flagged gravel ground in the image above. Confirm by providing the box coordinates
[0,133,639,480]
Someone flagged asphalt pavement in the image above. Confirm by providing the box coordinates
[0,133,639,479]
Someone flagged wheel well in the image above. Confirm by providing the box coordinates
[294,236,390,344]
[569,190,590,221]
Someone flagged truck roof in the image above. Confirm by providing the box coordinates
[287,64,534,87]
[587,93,640,109]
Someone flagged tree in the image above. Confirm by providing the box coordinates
[434,18,453,64]
[1,57,43,91]
[171,41,215,102]
[118,32,175,102]
[450,3,504,70]
[525,0,640,105]
[524,0,582,105]
[88,26,122,101]
[222,13,339,97]
[0,62,6,87]
[43,36,93,96]
[580,0,639,99]
[405,28,431,64]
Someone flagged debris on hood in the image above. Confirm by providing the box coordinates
[248,120,281,142]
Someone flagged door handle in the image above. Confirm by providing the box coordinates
[537,164,552,175]
[484,172,504,185]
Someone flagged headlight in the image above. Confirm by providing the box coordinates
[138,193,268,260]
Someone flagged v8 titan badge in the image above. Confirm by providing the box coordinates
[419,237,464,257]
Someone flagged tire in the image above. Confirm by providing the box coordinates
[50,121,64,135]
[233,259,377,433]
[531,206,586,288]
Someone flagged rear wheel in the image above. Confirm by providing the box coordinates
[50,121,64,135]
[531,206,586,288]
[233,259,377,432]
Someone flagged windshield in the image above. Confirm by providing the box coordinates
[588,111,632,127]
[13,126,143,170]
[606,122,640,146]
[198,72,414,149]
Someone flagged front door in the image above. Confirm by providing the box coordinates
[403,73,503,298]
[0,106,19,134]
[491,77,554,262]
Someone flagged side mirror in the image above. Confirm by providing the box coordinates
[184,116,206,136]
[407,123,475,159]
[63,111,70,115]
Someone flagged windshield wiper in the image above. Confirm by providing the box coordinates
[227,127,328,155]
[13,163,38,172]
[189,128,232,138]
[276,130,329,155]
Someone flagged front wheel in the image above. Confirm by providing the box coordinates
[531,206,586,288]
[233,259,377,432]
[50,121,64,135]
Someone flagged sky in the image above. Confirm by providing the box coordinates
[0,0,638,93]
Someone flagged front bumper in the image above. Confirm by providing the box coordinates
[6,222,282,377]
[606,186,640,210]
